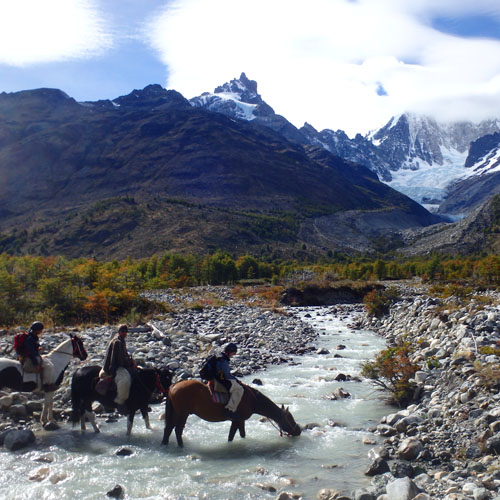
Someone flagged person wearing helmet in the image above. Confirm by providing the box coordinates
[215,342,244,419]
[101,324,137,414]
[21,321,44,373]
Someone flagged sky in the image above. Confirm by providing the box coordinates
[1,0,500,137]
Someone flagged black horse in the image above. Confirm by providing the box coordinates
[71,365,171,436]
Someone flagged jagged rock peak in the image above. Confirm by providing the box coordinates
[214,72,260,104]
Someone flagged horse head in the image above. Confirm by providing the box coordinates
[279,404,301,437]
[69,334,88,361]
[155,367,173,395]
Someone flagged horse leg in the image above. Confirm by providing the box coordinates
[174,414,188,448]
[238,421,246,438]
[228,421,238,442]
[141,407,151,430]
[41,392,55,425]
[126,411,135,437]
[162,398,175,446]
[85,410,100,433]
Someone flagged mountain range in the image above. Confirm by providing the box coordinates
[192,73,500,217]
[0,74,499,259]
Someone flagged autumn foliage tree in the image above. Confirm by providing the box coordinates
[361,342,419,407]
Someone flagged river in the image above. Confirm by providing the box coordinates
[0,306,389,500]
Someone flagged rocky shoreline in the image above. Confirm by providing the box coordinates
[351,282,500,500]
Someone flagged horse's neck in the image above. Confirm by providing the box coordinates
[43,339,72,379]
[253,389,283,422]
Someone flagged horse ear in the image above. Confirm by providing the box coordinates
[281,404,284,410]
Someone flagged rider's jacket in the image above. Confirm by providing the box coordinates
[103,335,134,377]
[215,352,235,381]
[24,332,42,365]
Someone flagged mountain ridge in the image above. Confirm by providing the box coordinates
[190,74,500,214]
[0,84,439,259]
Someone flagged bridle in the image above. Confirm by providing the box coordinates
[70,335,87,360]
[154,371,170,396]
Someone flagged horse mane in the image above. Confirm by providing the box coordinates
[245,385,280,411]
[47,337,72,356]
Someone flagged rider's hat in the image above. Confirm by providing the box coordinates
[28,321,44,334]
[224,342,237,354]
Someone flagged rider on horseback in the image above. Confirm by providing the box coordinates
[101,324,137,413]
[215,342,244,419]
[20,321,44,374]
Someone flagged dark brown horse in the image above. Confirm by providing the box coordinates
[162,379,301,447]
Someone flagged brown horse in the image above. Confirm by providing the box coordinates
[162,379,301,447]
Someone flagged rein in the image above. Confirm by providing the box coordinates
[155,372,169,395]
[244,384,287,437]
[266,417,284,437]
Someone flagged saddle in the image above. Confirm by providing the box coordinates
[95,376,116,397]
[21,359,55,391]
[209,380,230,405]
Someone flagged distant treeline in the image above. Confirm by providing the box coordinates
[0,251,499,327]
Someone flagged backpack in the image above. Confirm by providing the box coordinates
[14,332,28,356]
[199,354,218,381]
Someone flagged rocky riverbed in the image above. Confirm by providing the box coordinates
[3,283,500,500]
[0,286,317,433]
[352,282,500,500]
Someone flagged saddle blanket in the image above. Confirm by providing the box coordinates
[211,391,229,405]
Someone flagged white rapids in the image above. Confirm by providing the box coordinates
[0,307,390,500]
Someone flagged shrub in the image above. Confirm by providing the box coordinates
[363,287,399,318]
[361,342,419,407]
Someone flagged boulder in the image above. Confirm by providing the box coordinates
[385,477,421,500]
[107,485,125,499]
[397,438,424,460]
[8,404,27,419]
[485,435,500,454]
[365,457,390,476]
[3,429,36,451]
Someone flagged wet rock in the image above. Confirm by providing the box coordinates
[365,457,390,476]
[317,488,341,500]
[50,471,68,484]
[107,484,125,499]
[29,467,50,481]
[3,429,36,451]
[115,447,133,456]
[257,483,277,492]
[43,421,60,431]
[0,395,13,410]
[9,404,27,419]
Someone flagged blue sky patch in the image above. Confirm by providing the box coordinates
[431,14,500,40]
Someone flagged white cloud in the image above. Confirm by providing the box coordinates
[0,0,113,66]
[146,0,500,136]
